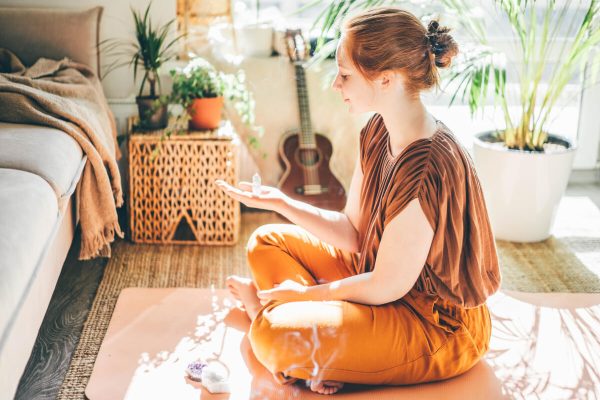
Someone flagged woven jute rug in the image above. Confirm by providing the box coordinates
[497,196,600,293]
[58,196,600,398]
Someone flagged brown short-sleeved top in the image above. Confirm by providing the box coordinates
[357,113,501,308]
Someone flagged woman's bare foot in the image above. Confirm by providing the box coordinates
[307,380,344,395]
[225,275,263,321]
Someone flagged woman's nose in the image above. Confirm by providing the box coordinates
[331,75,341,91]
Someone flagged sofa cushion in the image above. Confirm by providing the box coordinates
[0,168,58,346]
[0,122,84,206]
[0,6,102,75]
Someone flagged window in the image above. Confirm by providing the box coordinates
[234,0,327,29]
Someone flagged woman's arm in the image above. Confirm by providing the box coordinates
[216,157,364,253]
[258,198,434,305]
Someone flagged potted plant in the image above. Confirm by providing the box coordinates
[237,0,274,57]
[308,0,600,242]
[439,0,600,242]
[103,2,182,129]
[170,57,226,130]
[169,57,265,155]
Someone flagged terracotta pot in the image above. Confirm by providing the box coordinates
[187,97,224,130]
[136,96,168,129]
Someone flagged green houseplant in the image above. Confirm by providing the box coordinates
[103,2,182,129]
[169,57,264,153]
[170,57,227,130]
[440,0,600,241]
[441,0,600,150]
[308,0,600,241]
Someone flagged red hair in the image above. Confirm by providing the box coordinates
[341,7,459,97]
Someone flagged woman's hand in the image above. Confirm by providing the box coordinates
[214,179,288,212]
[257,279,309,302]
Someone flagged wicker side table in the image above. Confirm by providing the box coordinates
[127,117,240,245]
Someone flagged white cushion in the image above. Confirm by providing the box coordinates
[0,168,58,348]
[0,122,83,203]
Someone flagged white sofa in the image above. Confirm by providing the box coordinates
[0,6,103,398]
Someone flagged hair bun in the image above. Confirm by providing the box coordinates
[425,19,457,68]
[427,20,440,34]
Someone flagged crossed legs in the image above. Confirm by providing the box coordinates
[226,223,357,394]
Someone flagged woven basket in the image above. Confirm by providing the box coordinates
[127,117,240,245]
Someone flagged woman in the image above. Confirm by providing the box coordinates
[216,6,501,395]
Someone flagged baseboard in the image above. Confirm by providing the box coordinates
[569,168,600,184]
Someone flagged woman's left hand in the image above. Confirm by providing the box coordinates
[257,279,309,302]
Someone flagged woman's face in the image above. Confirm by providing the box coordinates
[331,38,379,114]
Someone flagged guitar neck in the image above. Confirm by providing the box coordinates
[294,64,316,148]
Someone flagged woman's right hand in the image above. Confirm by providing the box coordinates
[214,179,289,213]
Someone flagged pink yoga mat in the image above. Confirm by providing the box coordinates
[85,288,600,399]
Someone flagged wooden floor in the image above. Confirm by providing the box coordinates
[14,236,108,400]
[14,183,600,400]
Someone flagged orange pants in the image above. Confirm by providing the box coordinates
[246,223,492,386]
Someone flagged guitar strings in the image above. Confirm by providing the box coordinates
[294,37,314,189]
[298,65,320,190]
[291,33,322,192]
[297,65,319,190]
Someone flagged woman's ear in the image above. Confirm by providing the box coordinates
[382,70,408,95]
[377,70,395,91]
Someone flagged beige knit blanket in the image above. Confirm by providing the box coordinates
[0,48,123,260]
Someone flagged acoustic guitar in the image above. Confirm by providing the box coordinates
[277,29,347,211]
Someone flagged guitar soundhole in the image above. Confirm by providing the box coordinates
[298,149,320,167]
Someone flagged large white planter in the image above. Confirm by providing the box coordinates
[473,132,577,242]
[236,23,273,57]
